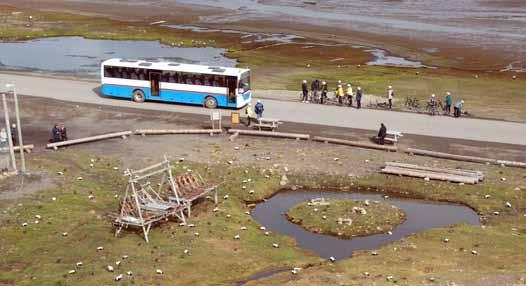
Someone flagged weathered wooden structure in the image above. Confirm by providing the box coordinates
[228,129,310,140]
[114,158,186,242]
[135,129,222,136]
[313,136,398,152]
[168,172,219,216]
[381,162,484,184]
[47,131,132,150]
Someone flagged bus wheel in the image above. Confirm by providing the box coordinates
[204,96,218,109]
[132,90,145,103]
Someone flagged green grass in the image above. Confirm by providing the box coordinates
[0,151,321,285]
[286,199,405,238]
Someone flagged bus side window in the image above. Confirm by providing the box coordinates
[172,72,179,83]
[195,75,202,85]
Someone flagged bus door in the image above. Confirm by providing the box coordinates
[150,71,161,96]
[227,76,237,104]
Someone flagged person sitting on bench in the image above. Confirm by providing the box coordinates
[50,123,61,143]
[375,123,387,145]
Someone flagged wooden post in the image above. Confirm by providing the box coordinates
[228,129,310,140]
[2,94,17,172]
[312,136,397,152]
[46,131,133,149]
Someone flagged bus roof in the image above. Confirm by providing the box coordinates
[101,58,249,77]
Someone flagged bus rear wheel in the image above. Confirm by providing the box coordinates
[132,90,145,103]
[204,96,218,109]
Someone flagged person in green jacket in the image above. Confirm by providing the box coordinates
[444,92,453,115]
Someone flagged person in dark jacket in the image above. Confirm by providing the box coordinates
[320,81,328,104]
[311,79,320,103]
[10,124,17,146]
[444,92,452,115]
[376,123,387,145]
[356,87,363,109]
[51,124,61,143]
[301,80,309,102]
[254,100,264,119]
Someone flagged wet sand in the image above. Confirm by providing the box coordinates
[3,0,525,71]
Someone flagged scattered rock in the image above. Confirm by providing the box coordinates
[240,226,248,231]
[107,265,114,272]
[234,234,241,240]
[506,202,512,208]
[272,243,279,248]
[156,269,163,275]
[68,269,76,274]
[471,250,478,255]
[443,238,449,243]
[484,194,491,199]
[329,256,336,262]
[114,274,123,281]
[97,246,104,251]
[126,271,133,276]
[371,251,378,256]
[76,262,83,267]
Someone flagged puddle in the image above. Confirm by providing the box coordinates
[366,49,426,68]
[252,190,479,260]
[165,24,303,44]
[0,36,236,77]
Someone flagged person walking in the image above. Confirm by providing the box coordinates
[321,81,328,104]
[254,100,264,119]
[245,103,254,126]
[444,92,452,115]
[337,84,344,105]
[301,80,309,103]
[387,85,394,109]
[356,86,363,109]
[454,99,464,118]
[345,83,353,107]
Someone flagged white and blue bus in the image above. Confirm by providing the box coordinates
[101,58,251,108]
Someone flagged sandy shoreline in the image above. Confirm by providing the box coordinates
[3,0,524,71]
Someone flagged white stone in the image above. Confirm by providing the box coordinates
[115,274,123,281]
[506,202,512,208]
[240,226,248,230]
[107,265,114,272]
[484,194,491,199]
[115,261,121,266]
[371,251,378,256]
[62,232,68,236]
[264,231,270,236]
[194,232,200,237]
[35,215,41,219]
[127,271,133,276]
[234,234,241,240]
[21,222,28,227]
[272,243,279,248]
[223,194,229,200]
[471,250,478,255]
[76,262,83,267]
[329,256,336,262]
[68,270,76,274]
[156,269,163,275]
[97,246,104,251]
[183,249,190,255]
[122,255,128,259]
[443,238,449,243]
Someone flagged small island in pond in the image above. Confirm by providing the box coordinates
[286,198,406,238]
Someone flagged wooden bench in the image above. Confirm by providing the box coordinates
[385,130,403,144]
[252,118,283,132]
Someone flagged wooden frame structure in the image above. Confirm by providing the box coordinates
[168,172,219,217]
[115,158,186,243]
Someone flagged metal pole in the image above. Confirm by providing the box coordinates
[12,86,26,173]
[2,93,17,172]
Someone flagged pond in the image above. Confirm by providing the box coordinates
[252,190,480,261]
[0,37,236,77]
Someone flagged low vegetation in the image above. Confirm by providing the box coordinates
[286,199,405,238]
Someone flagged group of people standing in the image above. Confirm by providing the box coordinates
[50,123,68,143]
[302,79,363,109]
[429,92,465,118]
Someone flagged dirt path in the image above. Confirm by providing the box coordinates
[2,72,526,145]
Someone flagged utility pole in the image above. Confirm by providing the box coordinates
[6,84,26,174]
[2,93,17,172]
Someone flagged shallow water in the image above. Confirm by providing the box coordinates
[0,36,236,77]
[252,190,480,260]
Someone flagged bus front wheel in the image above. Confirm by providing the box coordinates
[132,90,145,103]
[204,96,218,109]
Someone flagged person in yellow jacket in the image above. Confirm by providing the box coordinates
[337,84,344,105]
[345,83,353,107]
[245,103,254,126]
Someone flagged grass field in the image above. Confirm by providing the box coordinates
[286,199,405,238]
[0,145,525,285]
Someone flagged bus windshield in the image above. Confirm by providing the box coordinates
[238,71,251,93]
